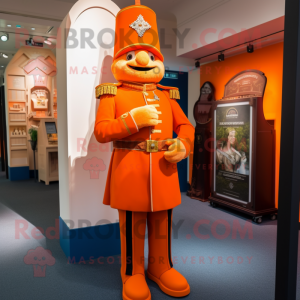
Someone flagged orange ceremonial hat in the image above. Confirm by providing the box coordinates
[114,0,164,61]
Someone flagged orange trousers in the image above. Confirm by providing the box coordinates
[119,209,173,283]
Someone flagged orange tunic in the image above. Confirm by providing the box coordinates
[94,84,195,212]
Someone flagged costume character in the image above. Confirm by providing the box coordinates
[216,127,247,174]
[94,1,195,299]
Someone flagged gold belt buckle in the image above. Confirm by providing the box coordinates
[146,140,158,152]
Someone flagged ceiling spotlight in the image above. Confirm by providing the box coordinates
[7,25,11,27]
[218,53,225,62]
[1,66,4,68]
[31,28,35,30]
[2,54,8,58]
[247,44,254,53]
[195,60,200,68]
[44,38,52,45]
[0,33,9,42]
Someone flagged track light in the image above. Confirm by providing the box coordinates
[247,44,254,53]
[2,54,8,58]
[44,38,51,45]
[218,53,225,62]
[47,27,54,34]
[0,33,9,42]
[195,60,200,68]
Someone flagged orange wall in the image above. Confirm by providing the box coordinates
[191,42,284,208]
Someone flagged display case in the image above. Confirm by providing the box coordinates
[4,47,57,180]
[6,74,28,168]
[208,70,277,223]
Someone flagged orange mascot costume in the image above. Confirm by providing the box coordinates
[94,1,195,299]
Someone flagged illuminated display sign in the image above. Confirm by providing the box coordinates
[164,72,178,79]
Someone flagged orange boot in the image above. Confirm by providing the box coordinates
[119,210,151,300]
[147,210,190,297]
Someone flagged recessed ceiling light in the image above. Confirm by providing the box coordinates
[16,25,21,28]
[0,34,9,42]
[31,28,35,30]
[3,54,8,58]
[1,66,4,68]
[7,25,11,27]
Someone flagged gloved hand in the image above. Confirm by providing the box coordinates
[130,105,159,129]
[164,138,186,163]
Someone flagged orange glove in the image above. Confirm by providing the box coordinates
[130,105,159,129]
[164,138,186,163]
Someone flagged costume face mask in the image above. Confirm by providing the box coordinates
[111,50,165,83]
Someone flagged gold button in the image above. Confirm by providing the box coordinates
[121,112,128,118]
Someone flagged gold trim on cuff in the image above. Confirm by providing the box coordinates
[151,129,161,134]
[121,113,132,135]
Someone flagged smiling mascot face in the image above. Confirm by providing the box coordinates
[112,50,165,83]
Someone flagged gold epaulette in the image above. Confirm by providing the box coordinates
[157,84,180,100]
[95,82,122,99]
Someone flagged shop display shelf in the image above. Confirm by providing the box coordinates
[9,122,27,126]
[10,146,28,150]
[32,116,53,121]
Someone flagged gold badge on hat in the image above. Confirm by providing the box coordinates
[130,14,151,37]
